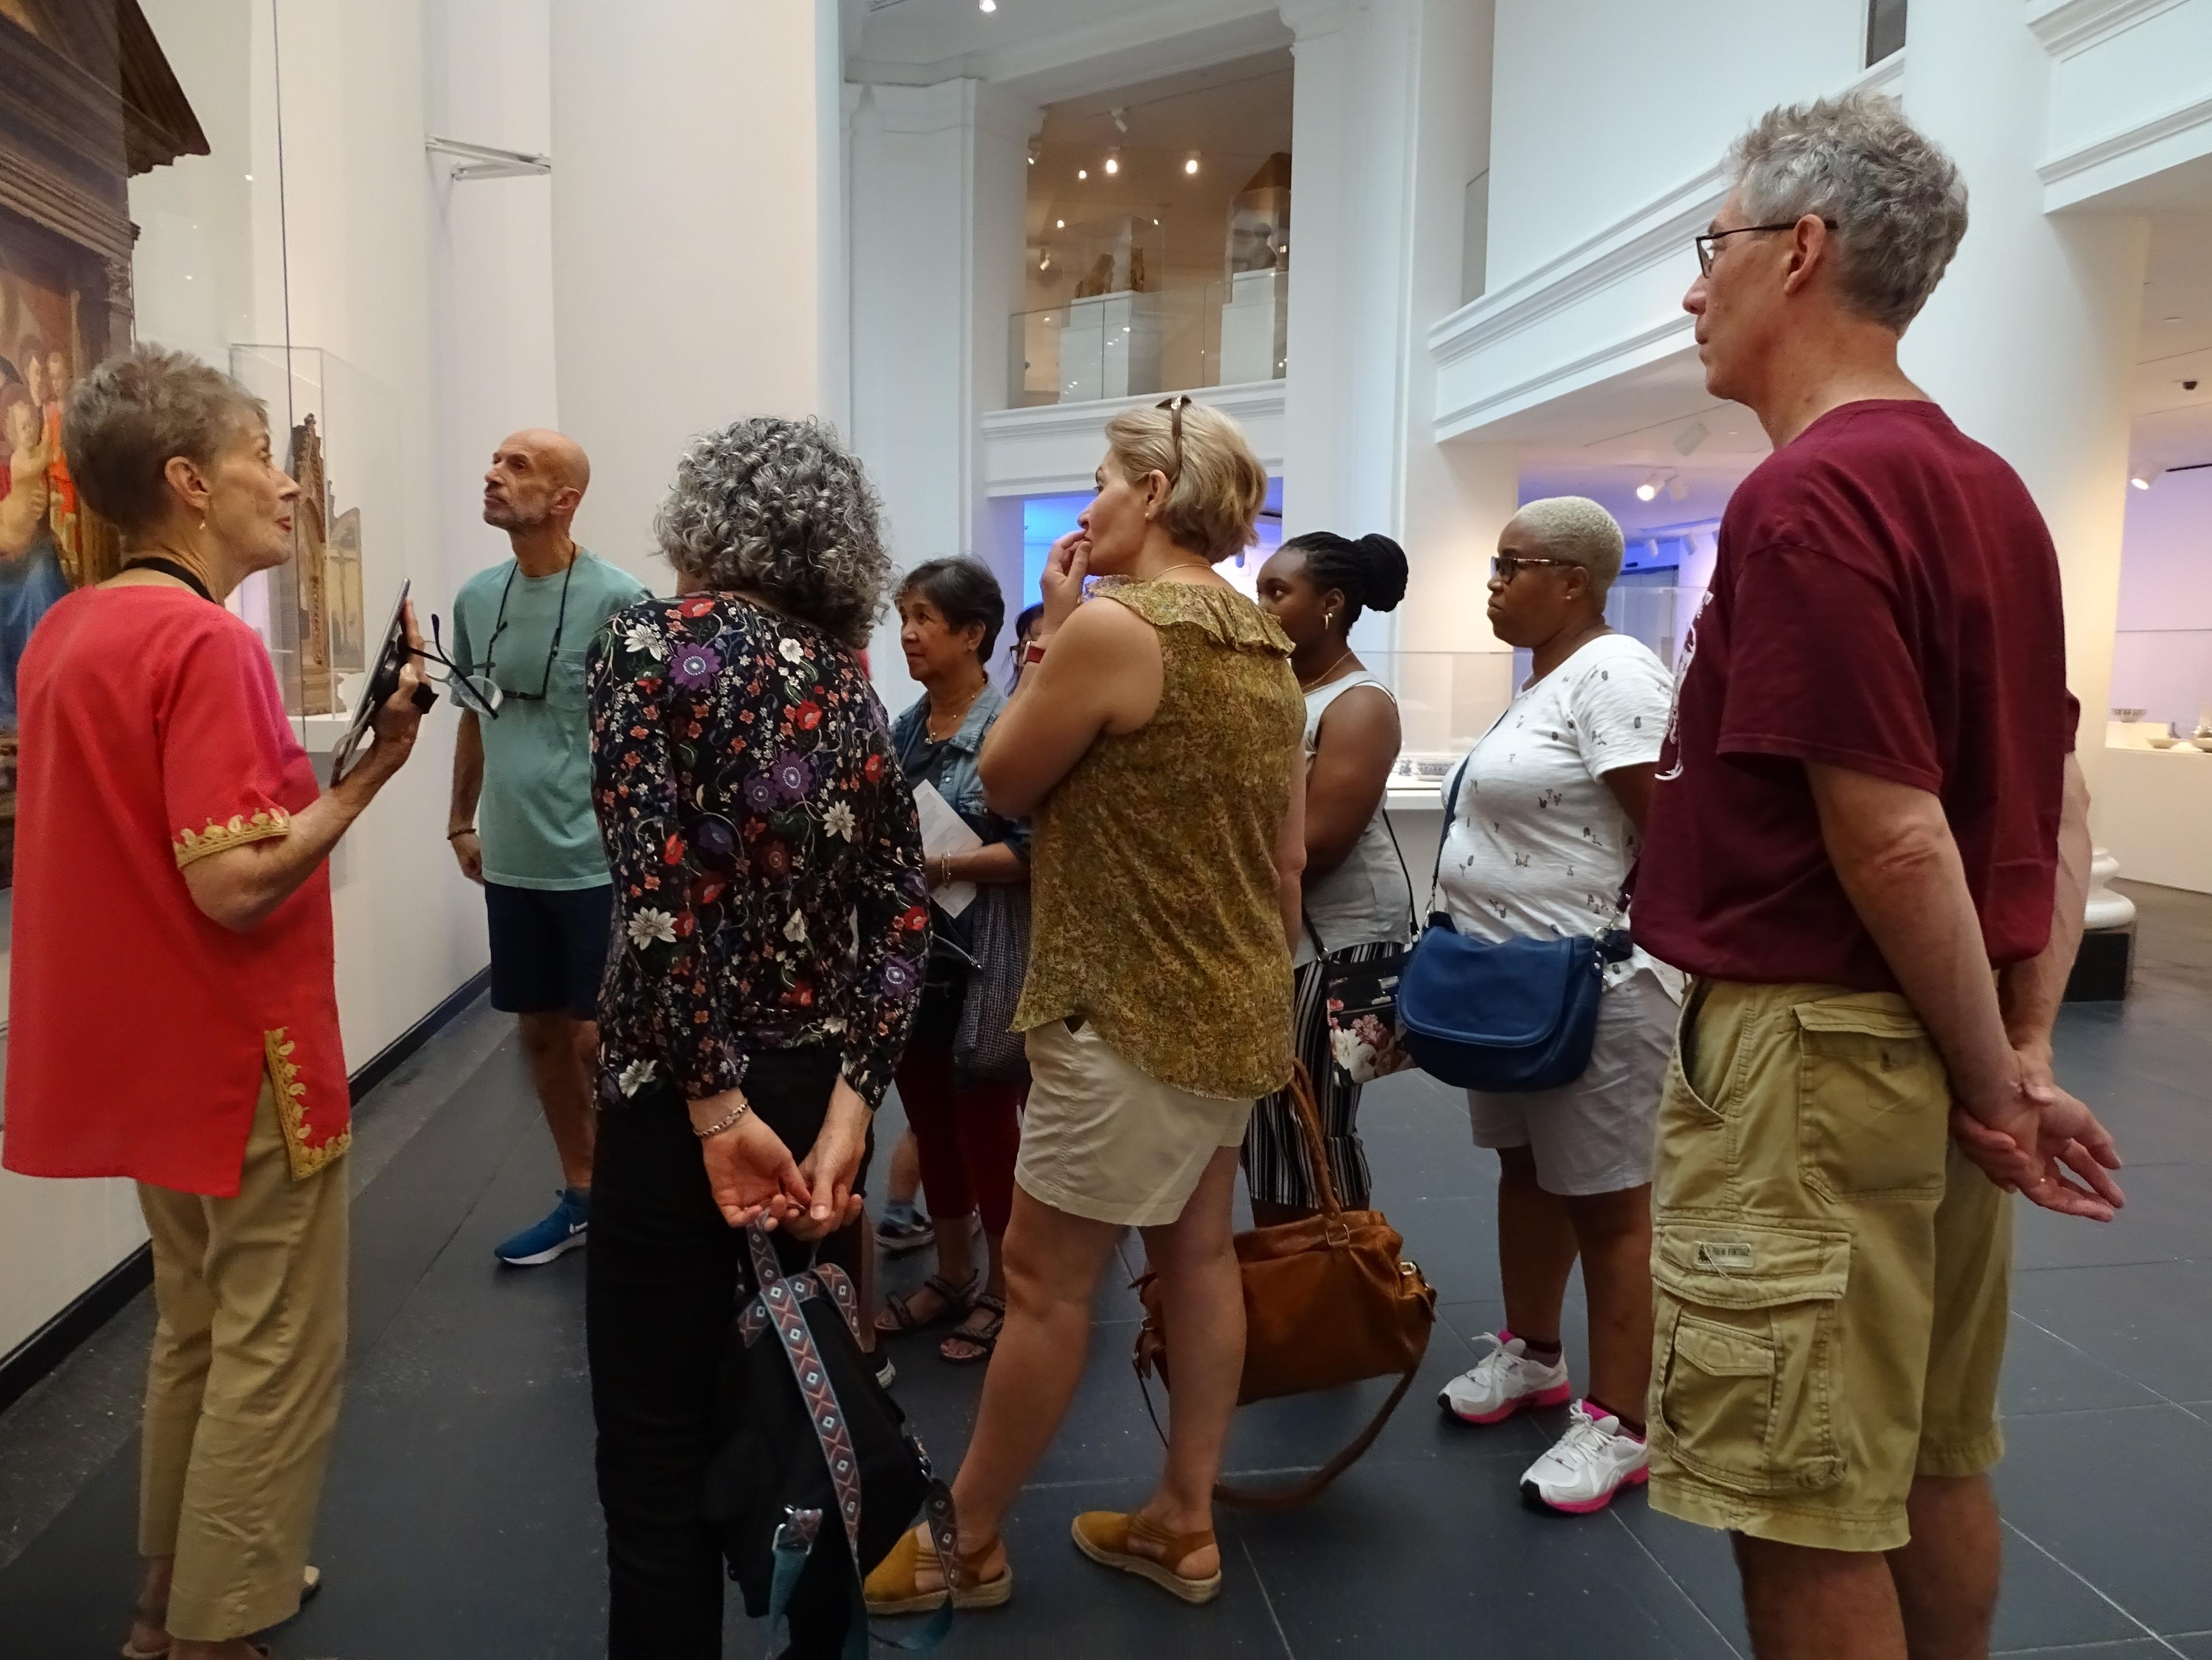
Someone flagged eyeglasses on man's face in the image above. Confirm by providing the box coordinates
[1693,216,1838,277]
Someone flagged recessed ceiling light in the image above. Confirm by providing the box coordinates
[1184,156,1200,175]
[979,0,995,12]
[1055,218,1064,228]
[1104,155,1119,175]
[1077,168,1087,180]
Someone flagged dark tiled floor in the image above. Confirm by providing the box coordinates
[2,879,2210,1656]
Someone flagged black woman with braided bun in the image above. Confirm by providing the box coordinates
[1243,528,1415,1225]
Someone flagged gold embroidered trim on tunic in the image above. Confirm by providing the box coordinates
[175,808,291,869]
[263,1026,349,1181]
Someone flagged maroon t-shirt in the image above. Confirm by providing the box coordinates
[1637,399,2071,992]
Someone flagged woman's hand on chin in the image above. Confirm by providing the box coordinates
[1039,531,1091,638]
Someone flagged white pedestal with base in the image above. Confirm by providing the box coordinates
[1059,292,1165,403]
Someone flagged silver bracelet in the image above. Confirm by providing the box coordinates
[692,1099,751,1139]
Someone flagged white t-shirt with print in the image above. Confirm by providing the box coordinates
[1437,633,1673,973]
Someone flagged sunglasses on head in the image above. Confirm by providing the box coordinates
[1155,394,1193,482]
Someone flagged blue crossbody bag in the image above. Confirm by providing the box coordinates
[1396,758,1630,1092]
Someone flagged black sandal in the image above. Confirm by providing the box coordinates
[874,1273,975,1337]
[939,1292,1006,1364]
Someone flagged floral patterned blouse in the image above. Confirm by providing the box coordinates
[587,592,929,1113]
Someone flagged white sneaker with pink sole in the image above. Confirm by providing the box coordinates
[1438,1330,1572,1425]
[1520,1399,1649,1514]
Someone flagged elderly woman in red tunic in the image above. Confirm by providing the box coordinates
[1,345,429,1660]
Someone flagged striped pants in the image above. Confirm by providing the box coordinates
[1239,943,1395,1211]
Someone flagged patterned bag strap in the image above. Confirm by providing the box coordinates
[744,1226,960,1655]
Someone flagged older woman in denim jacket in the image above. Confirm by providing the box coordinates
[875,557,1031,1364]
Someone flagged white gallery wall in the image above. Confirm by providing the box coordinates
[2112,467,2212,731]
[549,0,850,592]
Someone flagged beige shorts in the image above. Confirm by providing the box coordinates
[1646,978,2012,1553]
[1016,1016,1253,1228]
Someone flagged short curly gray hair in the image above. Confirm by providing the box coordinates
[654,417,891,648]
[63,343,267,538]
[1729,91,1968,332]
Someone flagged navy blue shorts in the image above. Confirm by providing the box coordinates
[485,881,614,1020]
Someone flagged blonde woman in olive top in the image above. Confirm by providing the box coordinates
[866,399,1304,1617]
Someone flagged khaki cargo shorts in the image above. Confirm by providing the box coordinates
[1646,978,2012,1552]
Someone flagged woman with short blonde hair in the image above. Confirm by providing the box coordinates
[866,397,1304,1614]
[3,343,430,1660]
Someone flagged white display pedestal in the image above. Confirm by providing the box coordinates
[1059,292,1165,403]
[2100,745,2212,895]
[1220,267,1288,385]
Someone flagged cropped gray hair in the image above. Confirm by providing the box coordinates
[63,343,267,538]
[1728,92,1968,332]
[655,416,891,648]
[1513,497,1626,595]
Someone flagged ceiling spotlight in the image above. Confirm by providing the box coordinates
[1039,255,1051,271]
[1104,154,1119,175]
[1184,156,1200,175]
[1112,107,1129,134]
[1673,420,1710,457]
[1077,168,1087,180]
[979,0,996,12]
[2130,467,2161,489]
[1666,474,1690,502]
[1635,472,1663,502]
[1055,218,1064,228]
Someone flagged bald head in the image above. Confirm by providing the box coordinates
[483,428,590,534]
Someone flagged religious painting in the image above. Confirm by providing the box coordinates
[327,505,365,675]
[0,0,209,883]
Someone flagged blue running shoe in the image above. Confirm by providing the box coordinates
[495,1188,589,1266]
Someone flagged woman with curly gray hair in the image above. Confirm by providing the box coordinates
[582,415,929,1659]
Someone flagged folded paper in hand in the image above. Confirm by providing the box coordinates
[912,782,982,919]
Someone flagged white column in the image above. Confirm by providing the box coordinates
[1277,0,1361,542]
[1900,0,2149,812]
[548,0,846,585]
[1394,0,1508,660]
[846,78,1035,712]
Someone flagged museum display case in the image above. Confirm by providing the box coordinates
[1220,154,1290,386]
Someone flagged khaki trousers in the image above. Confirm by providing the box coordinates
[137,1076,349,1642]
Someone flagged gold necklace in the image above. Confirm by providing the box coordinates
[926,679,985,743]
[1298,646,1355,693]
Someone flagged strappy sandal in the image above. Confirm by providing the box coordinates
[873,1273,974,1338]
[121,1567,323,1658]
[862,1525,1013,1614]
[1070,1511,1223,1605]
[938,1292,1005,1365]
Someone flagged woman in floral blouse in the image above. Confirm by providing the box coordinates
[583,417,927,1660]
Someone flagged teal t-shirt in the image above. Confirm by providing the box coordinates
[450,549,650,890]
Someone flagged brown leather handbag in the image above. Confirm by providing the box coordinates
[1131,1062,1438,1508]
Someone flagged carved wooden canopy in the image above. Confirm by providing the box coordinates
[0,0,209,264]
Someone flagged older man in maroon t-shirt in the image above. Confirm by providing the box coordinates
[1636,94,2125,1659]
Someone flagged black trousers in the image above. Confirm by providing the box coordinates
[587,1048,871,1659]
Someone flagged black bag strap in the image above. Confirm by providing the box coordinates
[744,1226,959,1655]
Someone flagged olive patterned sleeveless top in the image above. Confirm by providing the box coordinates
[1013,577,1305,1101]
